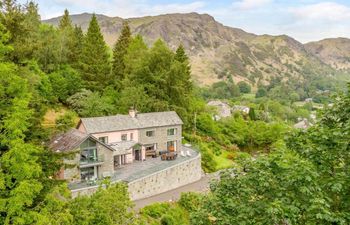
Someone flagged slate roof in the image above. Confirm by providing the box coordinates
[79,111,183,133]
[49,129,89,152]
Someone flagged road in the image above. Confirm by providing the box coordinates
[133,173,216,210]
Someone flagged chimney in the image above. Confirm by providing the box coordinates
[129,107,137,118]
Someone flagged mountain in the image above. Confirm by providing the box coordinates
[43,13,346,86]
[305,38,350,70]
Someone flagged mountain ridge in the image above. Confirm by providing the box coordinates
[43,12,349,86]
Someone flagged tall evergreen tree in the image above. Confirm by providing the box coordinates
[175,44,192,92]
[112,21,131,84]
[68,25,84,68]
[80,14,110,91]
[58,9,72,30]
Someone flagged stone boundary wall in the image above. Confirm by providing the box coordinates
[71,154,202,200]
[128,154,202,200]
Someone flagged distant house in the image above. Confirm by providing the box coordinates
[50,110,184,184]
[207,100,232,120]
[304,98,313,103]
[294,119,313,129]
[232,105,250,114]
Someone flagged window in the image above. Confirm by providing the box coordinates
[121,134,127,141]
[130,133,133,140]
[167,128,177,136]
[146,130,155,137]
[98,136,108,144]
[80,148,97,164]
[81,167,95,181]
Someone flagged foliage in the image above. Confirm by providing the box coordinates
[55,110,77,131]
[69,183,138,225]
[237,81,251,93]
[49,66,82,103]
[112,21,131,84]
[80,14,111,91]
[140,202,190,225]
[191,87,350,224]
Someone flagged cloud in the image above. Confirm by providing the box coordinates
[290,2,350,21]
[233,0,273,10]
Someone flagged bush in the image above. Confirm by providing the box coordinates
[55,111,77,131]
[178,192,203,212]
[256,87,267,98]
[160,215,176,225]
[237,81,251,93]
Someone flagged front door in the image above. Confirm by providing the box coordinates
[134,149,140,161]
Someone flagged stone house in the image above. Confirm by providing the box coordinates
[49,129,115,183]
[50,110,184,184]
[207,100,232,120]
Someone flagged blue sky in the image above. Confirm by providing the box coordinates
[19,0,350,43]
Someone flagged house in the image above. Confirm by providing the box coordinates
[232,105,250,114]
[207,100,232,120]
[50,110,184,184]
[304,98,313,103]
[49,129,115,183]
[294,118,313,129]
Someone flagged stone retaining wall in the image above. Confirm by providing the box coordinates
[128,153,202,200]
[71,153,202,200]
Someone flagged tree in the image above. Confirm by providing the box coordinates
[192,87,350,224]
[80,14,111,91]
[58,9,72,30]
[255,87,267,98]
[175,44,192,92]
[112,21,131,85]
[69,183,138,225]
[237,81,251,93]
[48,66,82,102]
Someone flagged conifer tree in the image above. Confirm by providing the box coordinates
[175,44,192,92]
[58,9,72,30]
[68,25,84,67]
[112,21,131,83]
[80,14,111,91]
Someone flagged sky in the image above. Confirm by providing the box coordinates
[18,0,350,43]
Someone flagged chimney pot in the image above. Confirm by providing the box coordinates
[129,108,136,118]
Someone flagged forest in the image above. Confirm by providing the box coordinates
[0,0,349,224]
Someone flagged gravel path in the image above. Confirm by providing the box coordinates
[133,173,217,210]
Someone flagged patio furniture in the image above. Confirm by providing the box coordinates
[180,151,186,157]
[146,150,157,158]
[161,153,167,161]
[186,150,192,157]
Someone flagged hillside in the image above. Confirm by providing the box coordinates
[44,13,346,86]
[305,38,350,70]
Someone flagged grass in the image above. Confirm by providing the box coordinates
[241,93,256,100]
[42,107,80,128]
[211,149,234,170]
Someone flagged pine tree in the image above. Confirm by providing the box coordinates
[80,14,111,91]
[112,21,131,83]
[175,44,192,92]
[58,9,72,30]
[68,25,84,67]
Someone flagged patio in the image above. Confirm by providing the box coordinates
[68,145,199,191]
